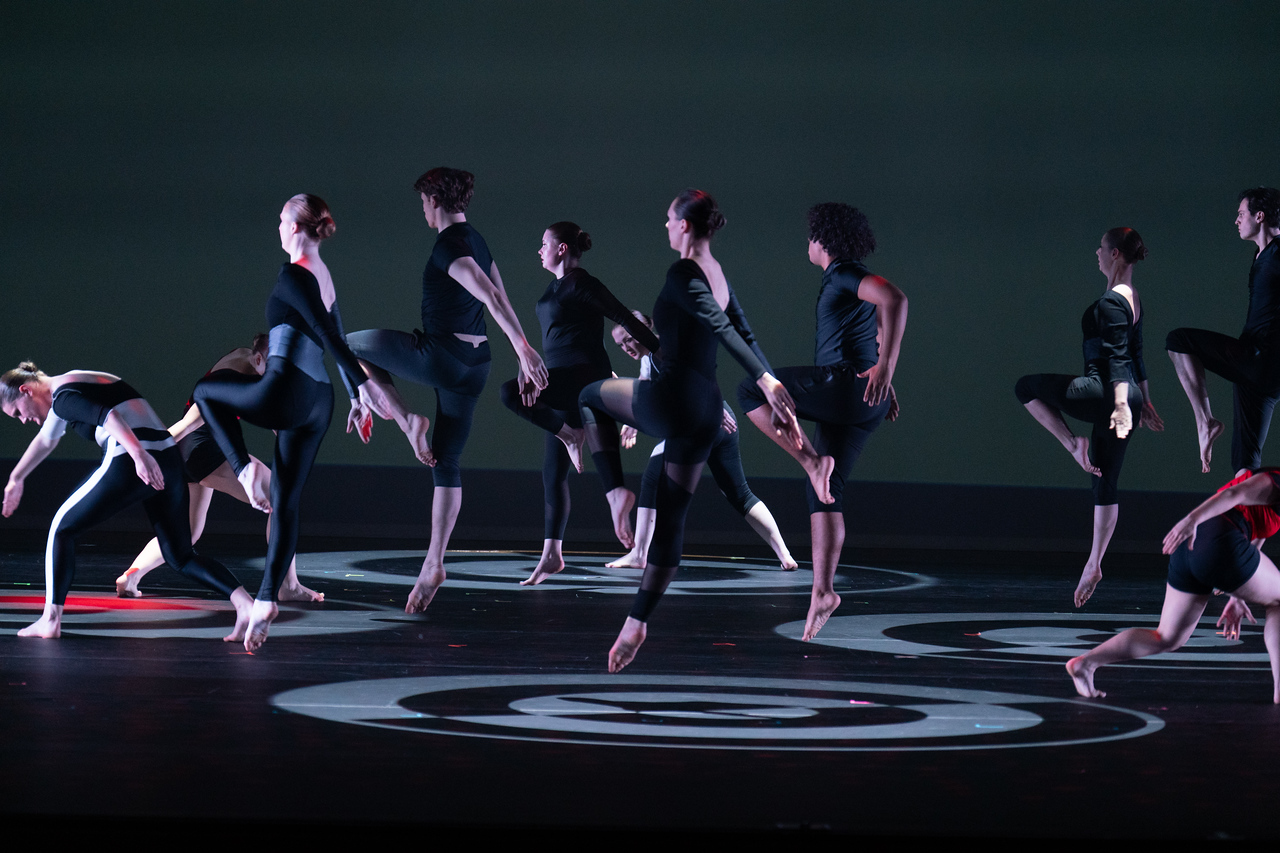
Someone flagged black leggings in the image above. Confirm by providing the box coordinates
[194,358,332,602]
[47,445,241,606]
[1167,327,1280,471]
[580,371,723,622]
[500,363,609,540]
[738,363,889,514]
[346,328,489,488]
[638,423,759,517]
[1014,372,1144,505]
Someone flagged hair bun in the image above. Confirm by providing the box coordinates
[577,231,592,254]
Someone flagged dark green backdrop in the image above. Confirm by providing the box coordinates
[3,1,1278,493]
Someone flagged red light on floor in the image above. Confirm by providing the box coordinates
[0,593,209,611]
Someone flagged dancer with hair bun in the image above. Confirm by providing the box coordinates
[343,168,549,612]
[1167,187,1280,474]
[2,362,253,640]
[579,189,811,672]
[193,193,404,650]
[1015,227,1164,608]
[738,203,908,641]
[499,222,657,586]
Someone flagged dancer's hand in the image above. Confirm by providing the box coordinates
[133,452,165,491]
[857,361,893,407]
[1109,401,1133,439]
[1140,400,1164,432]
[886,384,900,422]
[1216,595,1256,641]
[620,425,638,449]
[758,373,803,450]
[2,478,23,517]
[517,368,541,407]
[346,400,372,443]
[721,408,738,435]
[1162,514,1199,554]
[518,343,549,391]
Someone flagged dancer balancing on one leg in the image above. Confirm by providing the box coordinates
[193,194,406,651]
[2,363,254,640]
[343,168,548,612]
[1015,227,1164,608]
[1067,468,1280,703]
[115,335,321,602]
[578,189,810,672]
[1167,187,1280,474]
[608,317,797,571]
[737,203,906,641]
[498,222,658,586]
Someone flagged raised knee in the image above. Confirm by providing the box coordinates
[498,378,521,412]
[736,377,765,413]
[1014,375,1038,404]
[1165,328,1193,354]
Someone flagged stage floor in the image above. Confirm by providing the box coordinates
[1,545,1277,842]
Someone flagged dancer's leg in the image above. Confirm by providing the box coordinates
[407,486,461,612]
[1167,349,1224,473]
[802,511,844,641]
[705,425,796,569]
[608,445,662,569]
[580,378,640,549]
[1221,554,1280,702]
[1066,585,1208,698]
[1076,504,1118,608]
[345,329,442,464]
[117,482,213,597]
[523,429,576,586]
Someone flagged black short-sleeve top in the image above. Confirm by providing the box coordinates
[1081,289,1146,386]
[813,258,879,370]
[1242,240,1280,353]
[422,222,493,366]
[48,380,173,455]
[535,268,660,371]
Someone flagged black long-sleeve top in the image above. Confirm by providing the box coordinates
[651,259,771,384]
[813,258,879,370]
[1241,240,1280,353]
[535,267,659,371]
[1081,289,1146,386]
[266,263,366,397]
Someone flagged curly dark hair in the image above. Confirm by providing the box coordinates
[414,167,475,214]
[807,203,875,261]
[1239,187,1280,229]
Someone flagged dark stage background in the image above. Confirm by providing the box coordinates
[3,1,1279,521]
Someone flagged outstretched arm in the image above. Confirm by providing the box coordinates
[450,257,548,390]
[857,275,908,406]
[1163,473,1278,554]
[3,418,63,517]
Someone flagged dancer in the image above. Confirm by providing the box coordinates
[737,203,906,641]
[2,363,253,639]
[115,336,322,602]
[343,168,548,612]
[608,318,797,571]
[1015,227,1163,608]
[193,193,401,650]
[578,189,808,672]
[1067,468,1280,702]
[498,222,658,586]
[1167,187,1280,474]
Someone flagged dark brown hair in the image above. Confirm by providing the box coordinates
[414,167,475,213]
[285,194,336,241]
[673,189,726,239]
[547,221,592,258]
[1104,227,1148,263]
[1,361,44,404]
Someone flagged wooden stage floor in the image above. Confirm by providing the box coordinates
[1,545,1276,843]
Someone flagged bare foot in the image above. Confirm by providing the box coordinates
[278,581,324,603]
[1199,417,1225,474]
[1069,437,1101,477]
[557,425,585,474]
[608,616,647,672]
[520,555,565,586]
[17,609,61,639]
[406,562,446,613]
[802,590,841,641]
[605,487,636,550]
[1066,655,1104,698]
[804,455,836,505]
[606,548,646,569]
[775,548,799,571]
[405,413,435,466]
[244,600,278,652]
[1074,565,1102,608]
[225,596,252,643]
[116,567,144,598]
[238,460,272,513]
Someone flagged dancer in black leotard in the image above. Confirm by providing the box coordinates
[1166,187,1280,474]
[737,203,907,641]
[578,189,807,672]
[498,222,657,586]
[1015,227,1164,608]
[193,194,402,650]
[2,363,253,639]
[609,318,797,571]
[116,336,321,603]
[343,168,549,613]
